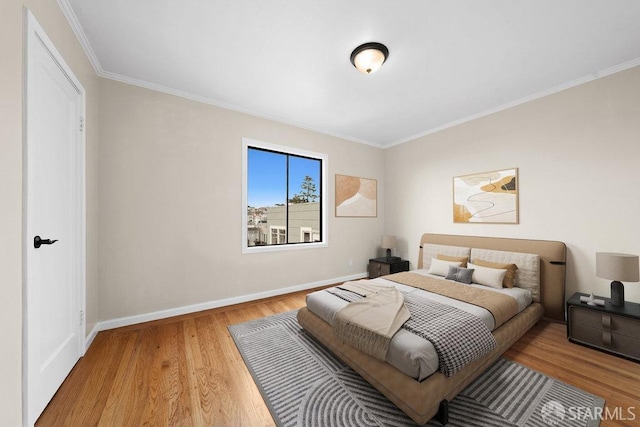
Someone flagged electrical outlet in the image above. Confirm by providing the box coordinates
[347,259,354,268]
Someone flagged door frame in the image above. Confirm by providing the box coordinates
[22,9,86,426]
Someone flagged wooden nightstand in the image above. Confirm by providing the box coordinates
[368,257,409,279]
[566,292,640,362]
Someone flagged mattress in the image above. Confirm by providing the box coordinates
[305,270,532,381]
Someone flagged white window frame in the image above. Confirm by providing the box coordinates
[242,138,328,254]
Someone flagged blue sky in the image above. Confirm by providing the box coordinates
[248,148,320,207]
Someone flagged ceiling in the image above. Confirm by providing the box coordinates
[63,0,640,147]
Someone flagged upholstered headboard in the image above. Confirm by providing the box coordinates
[417,233,567,322]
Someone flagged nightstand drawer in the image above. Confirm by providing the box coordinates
[570,324,640,360]
[570,306,639,339]
[369,262,391,278]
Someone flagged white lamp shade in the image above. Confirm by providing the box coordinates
[381,235,396,249]
[596,252,640,282]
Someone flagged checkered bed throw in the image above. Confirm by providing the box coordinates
[327,288,497,377]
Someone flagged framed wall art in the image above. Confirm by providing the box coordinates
[453,168,519,224]
[335,174,377,217]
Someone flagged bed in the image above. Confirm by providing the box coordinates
[297,233,566,425]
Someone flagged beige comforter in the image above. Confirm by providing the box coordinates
[385,271,519,328]
[333,281,410,360]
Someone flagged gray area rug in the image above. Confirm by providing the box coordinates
[229,310,604,426]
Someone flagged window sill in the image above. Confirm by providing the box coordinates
[242,241,328,254]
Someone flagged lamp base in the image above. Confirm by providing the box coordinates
[610,280,625,307]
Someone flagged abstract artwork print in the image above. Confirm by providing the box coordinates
[335,174,377,217]
[453,168,518,224]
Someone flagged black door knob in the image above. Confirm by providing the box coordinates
[34,235,58,249]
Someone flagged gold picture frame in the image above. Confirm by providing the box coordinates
[453,168,519,224]
[335,174,377,217]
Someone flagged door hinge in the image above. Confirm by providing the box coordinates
[79,116,85,132]
[80,310,85,325]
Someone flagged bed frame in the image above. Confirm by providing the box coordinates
[297,233,566,425]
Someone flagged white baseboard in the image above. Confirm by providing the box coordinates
[87,272,367,343]
[84,323,99,352]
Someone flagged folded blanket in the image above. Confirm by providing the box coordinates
[332,283,410,360]
[338,280,393,297]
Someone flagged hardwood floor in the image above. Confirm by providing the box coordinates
[37,288,639,426]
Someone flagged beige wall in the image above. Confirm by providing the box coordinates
[0,0,99,424]
[98,79,384,320]
[0,1,25,424]
[384,66,640,304]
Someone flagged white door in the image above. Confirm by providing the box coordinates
[24,11,86,426]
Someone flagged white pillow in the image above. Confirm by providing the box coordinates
[428,258,462,277]
[470,248,541,302]
[467,262,507,289]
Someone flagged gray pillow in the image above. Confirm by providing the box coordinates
[446,265,474,284]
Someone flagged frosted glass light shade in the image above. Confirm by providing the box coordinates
[350,42,389,74]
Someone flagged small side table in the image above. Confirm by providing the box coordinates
[368,257,409,279]
[566,292,640,362]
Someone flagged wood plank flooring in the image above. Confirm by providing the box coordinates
[37,287,639,426]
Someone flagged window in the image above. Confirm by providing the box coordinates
[300,227,312,243]
[270,226,286,245]
[242,138,327,253]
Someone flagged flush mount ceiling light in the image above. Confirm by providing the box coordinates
[350,42,389,74]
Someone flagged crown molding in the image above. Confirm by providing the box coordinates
[57,0,380,148]
[99,69,381,147]
[55,0,640,150]
[56,0,104,74]
[384,56,640,149]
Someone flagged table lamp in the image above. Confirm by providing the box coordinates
[381,235,397,261]
[596,252,639,307]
